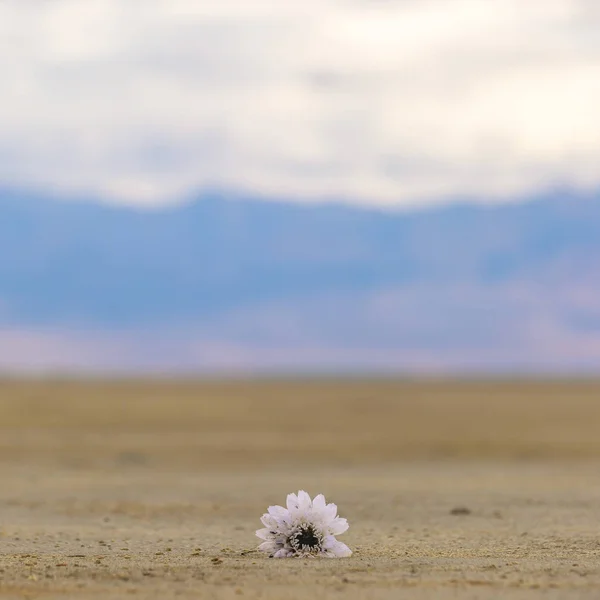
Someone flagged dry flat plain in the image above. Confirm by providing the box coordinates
[1,379,600,599]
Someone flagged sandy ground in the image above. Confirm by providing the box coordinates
[1,379,600,599]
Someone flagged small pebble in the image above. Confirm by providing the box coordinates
[450,506,471,516]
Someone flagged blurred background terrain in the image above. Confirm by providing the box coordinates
[2,379,600,469]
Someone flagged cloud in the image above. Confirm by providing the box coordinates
[1,0,600,207]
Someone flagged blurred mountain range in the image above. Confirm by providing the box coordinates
[1,190,599,373]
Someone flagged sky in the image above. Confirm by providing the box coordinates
[2,0,600,208]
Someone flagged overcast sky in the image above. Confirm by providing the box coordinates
[2,0,600,208]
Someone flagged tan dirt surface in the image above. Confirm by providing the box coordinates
[0,379,600,598]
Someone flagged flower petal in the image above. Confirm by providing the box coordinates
[322,535,337,550]
[255,528,272,540]
[327,540,352,558]
[312,494,326,512]
[329,517,349,535]
[323,502,338,522]
[260,514,278,529]
[267,505,287,518]
[273,548,289,558]
[297,490,312,511]
[258,541,276,553]
[286,493,299,512]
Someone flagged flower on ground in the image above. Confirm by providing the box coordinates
[256,490,352,558]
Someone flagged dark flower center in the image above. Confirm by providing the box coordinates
[293,525,320,549]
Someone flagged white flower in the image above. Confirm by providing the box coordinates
[256,490,352,558]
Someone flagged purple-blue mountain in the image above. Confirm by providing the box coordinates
[1,190,599,372]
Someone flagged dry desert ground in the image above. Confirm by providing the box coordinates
[1,379,600,598]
